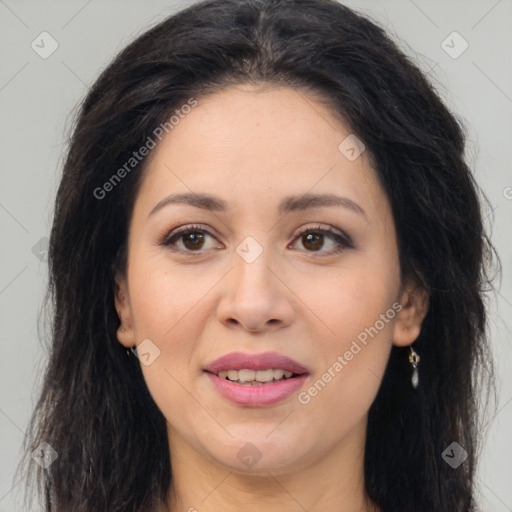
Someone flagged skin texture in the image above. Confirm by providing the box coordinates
[114,85,429,512]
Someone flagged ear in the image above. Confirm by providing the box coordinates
[392,278,429,347]
[113,271,136,348]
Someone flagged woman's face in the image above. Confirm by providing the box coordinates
[115,85,425,475]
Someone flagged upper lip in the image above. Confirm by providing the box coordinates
[204,351,309,375]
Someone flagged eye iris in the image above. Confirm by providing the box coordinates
[183,232,205,250]
[303,232,323,251]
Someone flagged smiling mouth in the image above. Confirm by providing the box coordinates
[212,368,300,385]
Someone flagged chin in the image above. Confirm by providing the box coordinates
[204,429,311,474]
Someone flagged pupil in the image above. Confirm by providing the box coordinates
[304,233,323,251]
[184,232,204,250]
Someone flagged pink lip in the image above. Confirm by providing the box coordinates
[204,351,310,407]
[206,372,309,407]
[203,351,309,374]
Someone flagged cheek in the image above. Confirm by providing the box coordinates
[301,253,399,343]
[127,253,219,340]
[295,298,395,445]
[126,262,215,429]
[125,257,214,396]
[294,255,398,417]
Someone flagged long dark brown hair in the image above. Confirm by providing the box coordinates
[17,0,498,510]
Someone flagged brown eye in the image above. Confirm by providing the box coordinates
[302,232,325,251]
[181,231,205,250]
[292,226,353,256]
[161,225,220,253]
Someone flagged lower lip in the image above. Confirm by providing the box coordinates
[206,372,308,407]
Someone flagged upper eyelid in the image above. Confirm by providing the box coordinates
[294,224,348,238]
[161,224,217,244]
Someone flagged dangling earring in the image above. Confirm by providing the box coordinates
[409,346,420,389]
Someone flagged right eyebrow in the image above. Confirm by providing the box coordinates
[148,192,229,218]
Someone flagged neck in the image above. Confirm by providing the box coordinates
[164,418,380,512]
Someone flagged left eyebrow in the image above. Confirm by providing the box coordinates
[148,191,367,220]
[278,193,367,220]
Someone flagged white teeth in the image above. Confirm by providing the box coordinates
[216,368,296,384]
[227,370,239,380]
[255,369,274,382]
[238,369,256,382]
[273,369,284,380]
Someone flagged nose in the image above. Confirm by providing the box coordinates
[216,248,296,333]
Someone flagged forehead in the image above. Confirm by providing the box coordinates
[134,85,385,220]
[168,85,350,163]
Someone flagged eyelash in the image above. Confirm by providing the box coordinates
[159,223,354,257]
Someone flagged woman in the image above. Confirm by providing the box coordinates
[18,0,498,510]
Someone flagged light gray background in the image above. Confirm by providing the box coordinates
[1,0,511,510]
